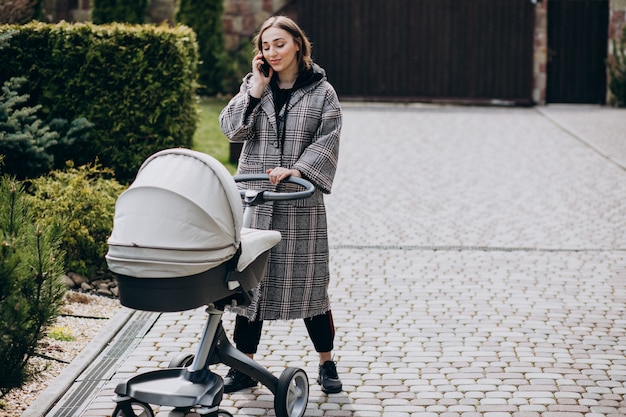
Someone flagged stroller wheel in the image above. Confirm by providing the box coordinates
[274,367,309,417]
[112,400,154,417]
[168,353,195,368]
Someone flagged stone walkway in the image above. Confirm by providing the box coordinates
[35,104,626,417]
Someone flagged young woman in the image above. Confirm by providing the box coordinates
[219,16,342,394]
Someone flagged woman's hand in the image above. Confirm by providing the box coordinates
[250,51,272,98]
[266,167,301,185]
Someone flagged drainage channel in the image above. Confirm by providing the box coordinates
[46,310,160,417]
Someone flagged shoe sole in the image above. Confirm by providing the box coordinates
[223,381,258,393]
[317,378,342,394]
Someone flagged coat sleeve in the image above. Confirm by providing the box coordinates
[219,75,260,143]
[293,84,342,194]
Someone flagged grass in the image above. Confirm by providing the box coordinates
[192,96,238,174]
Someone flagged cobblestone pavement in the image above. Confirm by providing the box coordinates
[50,104,626,417]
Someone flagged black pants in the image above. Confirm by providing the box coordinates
[233,310,335,354]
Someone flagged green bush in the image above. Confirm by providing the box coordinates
[92,0,148,24]
[608,26,626,107]
[0,76,59,179]
[26,163,126,278]
[221,38,258,96]
[0,76,94,179]
[0,22,199,183]
[0,176,66,395]
[177,0,226,95]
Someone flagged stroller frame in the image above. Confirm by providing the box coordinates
[113,301,308,417]
[109,167,316,417]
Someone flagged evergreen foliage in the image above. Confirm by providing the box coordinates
[177,0,226,95]
[0,176,66,396]
[0,77,93,179]
[0,77,58,179]
[608,26,626,107]
[92,0,148,24]
[0,23,198,183]
[27,162,126,278]
[221,38,258,95]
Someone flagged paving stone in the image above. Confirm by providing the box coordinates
[39,104,626,417]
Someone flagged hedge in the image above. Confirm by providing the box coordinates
[0,22,199,183]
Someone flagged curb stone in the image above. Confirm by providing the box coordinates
[22,308,136,417]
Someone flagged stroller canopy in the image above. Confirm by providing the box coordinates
[107,148,261,278]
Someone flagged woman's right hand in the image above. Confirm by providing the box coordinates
[250,51,271,98]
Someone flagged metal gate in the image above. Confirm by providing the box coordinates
[547,0,609,104]
[283,0,536,104]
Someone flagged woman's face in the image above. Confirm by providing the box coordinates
[260,26,300,76]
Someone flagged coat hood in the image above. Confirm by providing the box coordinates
[242,62,327,93]
[291,63,325,90]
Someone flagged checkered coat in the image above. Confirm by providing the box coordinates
[219,64,341,320]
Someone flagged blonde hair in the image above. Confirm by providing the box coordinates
[254,16,312,70]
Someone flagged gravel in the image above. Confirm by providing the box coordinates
[0,291,121,417]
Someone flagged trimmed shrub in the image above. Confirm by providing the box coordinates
[0,22,199,183]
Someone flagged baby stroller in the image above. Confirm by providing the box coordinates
[105,148,315,417]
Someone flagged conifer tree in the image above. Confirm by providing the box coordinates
[0,32,93,180]
[0,177,66,395]
[0,30,67,396]
[92,0,148,24]
[0,77,59,179]
[177,0,226,95]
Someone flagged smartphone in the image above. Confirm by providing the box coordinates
[259,56,271,77]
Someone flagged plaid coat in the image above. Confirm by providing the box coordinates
[219,64,342,320]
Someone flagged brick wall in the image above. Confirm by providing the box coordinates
[222,0,287,51]
[533,2,549,104]
[40,0,625,105]
[609,0,626,46]
[610,0,626,41]
[532,0,625,104]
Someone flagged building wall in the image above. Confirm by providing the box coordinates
[534,2,549,104]
[221,0,287,50]
[608,1,626,103]
[611,0,626,40]
[532,0,625,104]
[40,0,626,105]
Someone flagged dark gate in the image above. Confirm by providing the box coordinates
[547,0,609,104]
[283,0,535,104]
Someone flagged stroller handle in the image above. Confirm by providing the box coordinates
[233,173,315,203]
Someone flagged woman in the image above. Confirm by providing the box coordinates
[219,16,342,394]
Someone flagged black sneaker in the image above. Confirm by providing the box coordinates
[317,361,343,394]
[223,368,257,393]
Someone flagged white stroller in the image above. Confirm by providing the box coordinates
[105,148,314,417]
